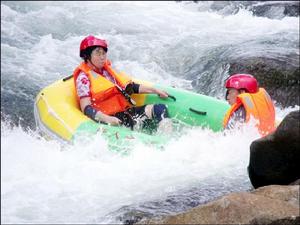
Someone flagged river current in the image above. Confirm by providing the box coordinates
[1,1,299,223]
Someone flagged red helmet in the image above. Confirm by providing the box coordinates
[79,35,108,57]
[225,74,258,93]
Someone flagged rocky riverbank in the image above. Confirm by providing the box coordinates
[141,183,299,225]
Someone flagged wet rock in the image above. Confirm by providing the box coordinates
[274,110,300,142]
[113,207,154,225]
[290,179,300,185]
[248,110,300,189]
[209,1,242,15]
[251,185,299,207]
[250,1,300,19]
[139,185,299,224]
[229,56,300,107]
[188,1,300,18]
[249,216,300,225]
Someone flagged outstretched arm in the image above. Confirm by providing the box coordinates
[138,84,169,98]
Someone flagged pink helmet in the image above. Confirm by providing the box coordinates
[79,35,108,57]
[225,74,258,93]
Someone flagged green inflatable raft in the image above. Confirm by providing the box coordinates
[34,75,230,153]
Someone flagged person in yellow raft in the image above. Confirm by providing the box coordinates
[73,35,171,131]
[223,74,276,136]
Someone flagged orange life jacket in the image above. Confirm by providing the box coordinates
[73,60,132,115]
[223,88,275,136]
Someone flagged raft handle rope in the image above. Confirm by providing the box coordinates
[156,94,176,101]
[189,107,207,116]
[168,95,176,101]
[62,73,137,106]
[62,74,73,82]
[115,84,137,106]
[62,74,175,104]
[35,94,74,135]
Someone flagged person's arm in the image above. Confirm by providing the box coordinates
[138,84,169,98]
[79,97,121,125]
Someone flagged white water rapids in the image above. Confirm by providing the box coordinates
[1,1,299,224]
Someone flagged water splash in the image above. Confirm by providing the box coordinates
[2,111,294,223]
[1,1,299,223]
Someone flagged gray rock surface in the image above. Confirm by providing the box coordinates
[139,185,299,224]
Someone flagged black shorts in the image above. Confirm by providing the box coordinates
[114,105,157,131]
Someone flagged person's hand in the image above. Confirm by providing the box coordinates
[96,112,121,126]
[157,89,169,99]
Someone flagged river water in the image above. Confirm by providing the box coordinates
[1,1,299,224]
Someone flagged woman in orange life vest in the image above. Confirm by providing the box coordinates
[73,35,171,131]
[223,74,276,136]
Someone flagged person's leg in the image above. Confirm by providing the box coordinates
[151,104,169,122]
[115,104,172,133]
[114,110,136,130]
[114,106,152,131]
[145,104,173,134]
[124,105,166,132]
[128,105,156,132]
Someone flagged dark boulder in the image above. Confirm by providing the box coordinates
[248,110,300,189]
[229,56,300,108]
[249,216,300,225]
